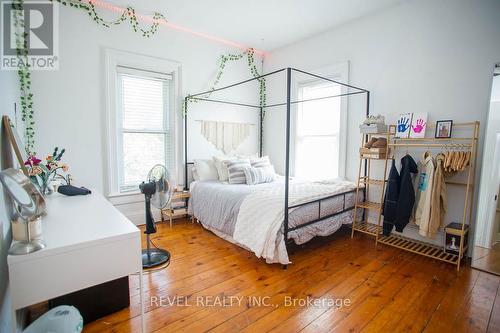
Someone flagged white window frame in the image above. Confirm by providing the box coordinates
[105,49,181,197]
[291,62,349,179]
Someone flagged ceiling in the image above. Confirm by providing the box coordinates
[106,0,404,51]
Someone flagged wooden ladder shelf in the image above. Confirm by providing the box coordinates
[351,121,479,271]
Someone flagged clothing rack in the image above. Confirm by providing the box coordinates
[351,121,480,271]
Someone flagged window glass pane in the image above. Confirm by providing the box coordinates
[121,132,165,191]
[298,83,341,136]
[121,74,166,131]
[295,136,339,181]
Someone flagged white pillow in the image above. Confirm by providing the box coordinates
[243,165,276,185]
[191,167,200,181]
[213,156,236,181]
[193,159,219,181]
[250,156,272,168]
[224,159,251,184]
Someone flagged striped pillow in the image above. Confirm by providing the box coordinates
[224,159,251,184]
[243,165,276,185]
[250,156,272,168]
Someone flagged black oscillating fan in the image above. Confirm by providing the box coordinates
[139,164,173,268]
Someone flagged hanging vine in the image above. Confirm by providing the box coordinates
[184,48,267,116]
[12,0,167,155]
[12,0,35,154]
[13,0,265,155]
[49,0,167,38]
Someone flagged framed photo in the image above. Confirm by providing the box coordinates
[395,113,413,138]
[435,120,453,138]
[409,112,428,138]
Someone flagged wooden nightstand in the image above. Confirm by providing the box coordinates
[161,190,190,228]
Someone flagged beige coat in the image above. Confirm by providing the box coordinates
[414,152,435,236]
[428,153,447,237]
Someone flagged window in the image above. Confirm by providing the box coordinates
[294,81,342,180]
[116,66,174,193]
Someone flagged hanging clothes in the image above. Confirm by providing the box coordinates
[382,154,418,235]
[426,153,448,238]
[414,151,436,236]
[382,159,400,235]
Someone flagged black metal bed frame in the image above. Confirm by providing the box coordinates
[184,67,369,254]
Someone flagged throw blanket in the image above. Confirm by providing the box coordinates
[233,180,356,264]
[189,179,356,265]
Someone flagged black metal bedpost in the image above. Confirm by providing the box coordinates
[284,67,292,247]
[184,96,189,191]
[259,106,264,157]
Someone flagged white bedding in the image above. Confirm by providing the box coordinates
[234,179,357,264]
[189,178,358,265]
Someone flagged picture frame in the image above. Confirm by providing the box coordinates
[395,113,413,138]
[435,120,453,139]
[2,115,29,175]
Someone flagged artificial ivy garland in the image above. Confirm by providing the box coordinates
[49,0,167,38]
[185,48,267,116]
[13,0,266,156]
[12,0,35,153]
[12,0,167,155]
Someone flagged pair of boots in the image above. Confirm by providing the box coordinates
[364,137,387,148]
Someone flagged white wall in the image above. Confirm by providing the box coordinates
[30,5,261,224]
[0,70,19,333]
[264,0,500,244]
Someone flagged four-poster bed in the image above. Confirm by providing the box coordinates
[184,67,370,265]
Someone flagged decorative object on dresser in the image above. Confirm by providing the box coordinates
[161,190,191,228]
[0,168,46,255]
[435,120,453,138]
[24,147,69,195]
[139,164,174,268]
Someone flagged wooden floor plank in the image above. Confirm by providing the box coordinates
[80,219,500,333]
[452,272,500,332]
[487,281,500,333]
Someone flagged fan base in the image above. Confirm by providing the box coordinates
[142,248,170,268]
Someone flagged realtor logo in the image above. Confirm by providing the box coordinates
[1,1,59,70]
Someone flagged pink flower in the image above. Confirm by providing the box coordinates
[24,156,42,166]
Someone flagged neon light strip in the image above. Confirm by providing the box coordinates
[87,0,266,57]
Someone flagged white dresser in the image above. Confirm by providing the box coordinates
[7,190,143,331]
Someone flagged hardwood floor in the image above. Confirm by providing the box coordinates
[473,243,500,275]
[83,219,500,333]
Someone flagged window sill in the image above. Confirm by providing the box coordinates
[107,190,141,198]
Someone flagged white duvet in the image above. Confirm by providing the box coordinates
[233,179,356,264]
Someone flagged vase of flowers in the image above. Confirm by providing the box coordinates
[24,147,69,195]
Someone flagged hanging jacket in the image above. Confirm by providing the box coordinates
[426,153,447,238]
[393,154,418,232]
[382,159,400,235]
[414,152,436,235]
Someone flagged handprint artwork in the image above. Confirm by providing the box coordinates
[396,113,413,138]
[397,117,410,132]
[412,119,426,133]
[409,112,428,138]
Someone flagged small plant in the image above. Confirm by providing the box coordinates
[24,147,69,194]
